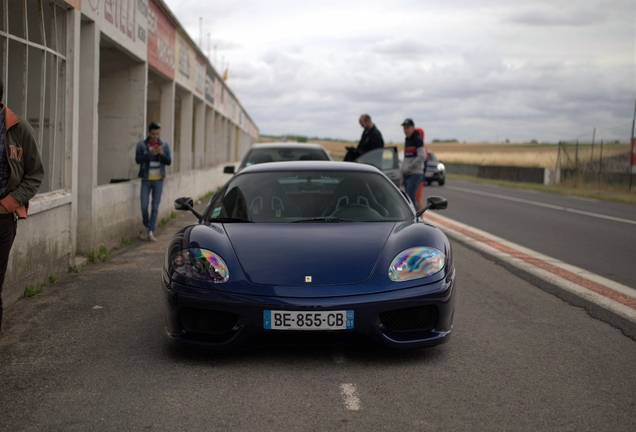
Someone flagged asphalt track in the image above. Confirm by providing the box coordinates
[1,190,635,431]
[424,179,636,289]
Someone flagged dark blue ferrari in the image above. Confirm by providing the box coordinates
[163,161,456,349]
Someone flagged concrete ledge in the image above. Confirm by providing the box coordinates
[28,190,72,215]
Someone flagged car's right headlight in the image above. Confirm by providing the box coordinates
[388,247,446,282]
[171,248,229,283]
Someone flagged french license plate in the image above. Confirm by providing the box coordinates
[263,310,354,330]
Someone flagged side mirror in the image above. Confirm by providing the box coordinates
[415,196,448,218]
[174,197,203,220]
[174,197,194,210]
[224,165,235,174]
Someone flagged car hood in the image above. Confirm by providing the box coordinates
[225,223,394,286]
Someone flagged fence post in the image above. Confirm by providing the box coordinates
[598,140,603,188]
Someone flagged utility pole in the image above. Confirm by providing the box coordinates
[207,33,211,60]
[630,99,636,191]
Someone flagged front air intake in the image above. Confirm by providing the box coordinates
[379,305,438,333]
[180,307,238,335]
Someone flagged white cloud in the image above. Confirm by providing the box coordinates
[165,0,635,143]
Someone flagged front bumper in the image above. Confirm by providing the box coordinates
[162,273,456,350]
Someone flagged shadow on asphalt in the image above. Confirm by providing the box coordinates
[162,337,449,367]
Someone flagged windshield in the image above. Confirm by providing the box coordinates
[206,170,411,223]
[242,148,330,168]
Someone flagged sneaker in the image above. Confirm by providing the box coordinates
[148,230,157,242]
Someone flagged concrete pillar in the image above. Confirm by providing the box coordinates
[224,118,231,162]
[179,92,193,172]
[160,81,175,175]
[193,98,205,169]
[77,20,100,253]
[214,112,224,164]
[97,60,147,184]
[205,107,215,167]
[67,8,81,264]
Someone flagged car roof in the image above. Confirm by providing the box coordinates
[249,142,328,151]
[238,160,382,174]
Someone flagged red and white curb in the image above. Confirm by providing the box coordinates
[424,212,636,324]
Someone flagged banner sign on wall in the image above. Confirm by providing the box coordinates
[194,57,206,95]
[175,32,195,87]
[147,0,175,80]
[205,67,215,105]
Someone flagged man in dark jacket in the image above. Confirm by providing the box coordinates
[400,118,425,204]
[357,114,384,155]
[135,122,172,242]
[0,78,45,332]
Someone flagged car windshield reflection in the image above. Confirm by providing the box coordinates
[207,170,411,223]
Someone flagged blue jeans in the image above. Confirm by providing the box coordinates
[140,179,164,232]
[403,173,423,205]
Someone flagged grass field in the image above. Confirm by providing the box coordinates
[257,137,635,204]
[306,139,629,167]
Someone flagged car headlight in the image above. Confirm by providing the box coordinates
[388,247,445,282]
[437,163,445,172]
[171,248,229,283]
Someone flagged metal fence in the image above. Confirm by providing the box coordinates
[556,140,634,189]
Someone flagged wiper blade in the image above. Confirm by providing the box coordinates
[290,217,354,223]
[209,217,253,223]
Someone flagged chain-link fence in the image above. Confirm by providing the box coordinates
[557,140,634,189]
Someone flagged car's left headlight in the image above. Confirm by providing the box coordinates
[388,247,446,282]
[171,248,229,283]
[437,163,445,172]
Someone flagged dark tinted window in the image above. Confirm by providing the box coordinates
[242,148,330,168]
[207,170,411,223]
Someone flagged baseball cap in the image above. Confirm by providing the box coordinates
[401,118,414,126]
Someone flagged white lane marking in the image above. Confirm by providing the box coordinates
[340,384,361,411]
[445,186,636,225]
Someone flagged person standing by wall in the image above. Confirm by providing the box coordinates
[0,78,44,332]
[135,122,171,242]
[400,118,425,205]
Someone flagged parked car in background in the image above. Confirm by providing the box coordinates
[396,149,446,186]
[166,161,455,350]
[224,143,331,174]
[425,151,446,186]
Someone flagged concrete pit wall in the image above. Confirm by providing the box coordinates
[3,194,73,309]
[93,165,232,251]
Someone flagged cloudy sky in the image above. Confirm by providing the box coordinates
[164,0,635,143]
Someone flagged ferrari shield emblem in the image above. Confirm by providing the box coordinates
[305,276,312,283]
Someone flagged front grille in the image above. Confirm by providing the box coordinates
[379,305,438,333]
[180,307,239,335]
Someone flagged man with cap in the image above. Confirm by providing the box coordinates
[135,121,172,241]
[400,118,426,205]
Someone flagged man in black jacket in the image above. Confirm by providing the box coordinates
[357,114,384,155]
[0,77,44,332]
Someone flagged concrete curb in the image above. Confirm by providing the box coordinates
[424,212,636,340]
